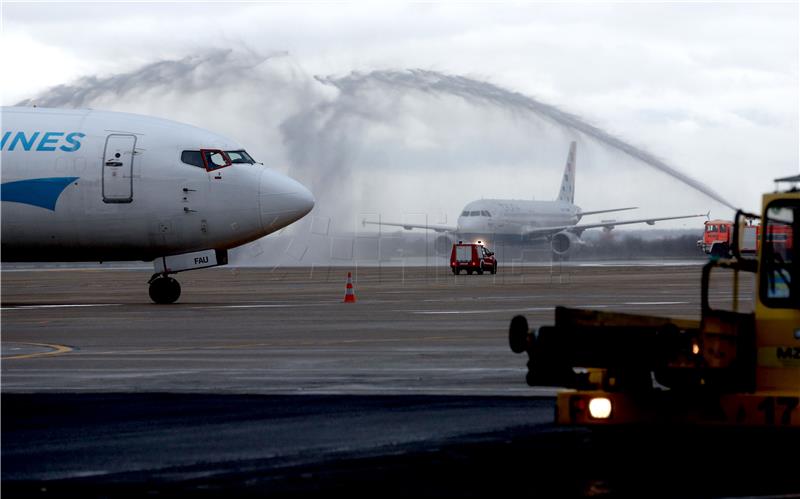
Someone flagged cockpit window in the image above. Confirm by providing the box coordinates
[203,150,231,171]
[181,150,204,168]
[461,211,470,217]
[226,150,256,164]
[182,149,242,170]
[470,211,480,216]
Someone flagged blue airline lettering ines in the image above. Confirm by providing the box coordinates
[1,131,86,152]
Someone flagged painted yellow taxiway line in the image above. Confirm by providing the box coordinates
[2,342,73,360]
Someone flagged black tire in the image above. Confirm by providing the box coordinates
[466,269,473,275]
[452,267,459,275]
[491,264,497,275]
[149,276,181,304]
[709,242,730,258]
[477,264,484,275]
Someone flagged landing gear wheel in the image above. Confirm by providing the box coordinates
[149,276,181,304]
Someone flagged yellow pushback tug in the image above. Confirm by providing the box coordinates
[509,177,799,427]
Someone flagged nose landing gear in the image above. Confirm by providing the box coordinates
[147,249,227,304]
[148,274,182,304]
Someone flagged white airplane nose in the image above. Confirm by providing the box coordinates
[259,169,315,232]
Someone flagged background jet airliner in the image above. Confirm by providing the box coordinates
[365,142,705,258]
[1,106,314,303]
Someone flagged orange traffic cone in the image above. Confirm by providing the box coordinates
[343,272,357,303]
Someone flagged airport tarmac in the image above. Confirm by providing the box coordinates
[1,263,718,394]
[5,263,790,498]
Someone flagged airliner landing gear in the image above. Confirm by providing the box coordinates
[148,249,227,304]
[148,274,181,304]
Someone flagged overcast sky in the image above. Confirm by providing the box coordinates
[2,1,798,231]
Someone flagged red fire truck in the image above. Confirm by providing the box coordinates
[450,241,497,275]
[697,219,737,257]
[698,218,792,257]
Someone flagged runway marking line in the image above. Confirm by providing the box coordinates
[79,336,485,356]
[407,301,690,315]
[623,301,688,306]
[0,304,121,311]
[2,342,73,360]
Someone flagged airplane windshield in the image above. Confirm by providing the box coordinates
[226,150,256,164]
[203,150,230,171]
[181,150,256,169]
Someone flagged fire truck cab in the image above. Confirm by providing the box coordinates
[698,219,735,257]
[450,241,497,275]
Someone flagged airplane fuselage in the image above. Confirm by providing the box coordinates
[456,198,581,242]
[1,107,314,262]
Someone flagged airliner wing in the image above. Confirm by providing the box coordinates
[362,220,457,233]
[579,206,637,217]
[524,212,708,238]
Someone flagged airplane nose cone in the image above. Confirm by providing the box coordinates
[259,169,315,232]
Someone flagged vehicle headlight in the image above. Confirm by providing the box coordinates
[588,397,612,419]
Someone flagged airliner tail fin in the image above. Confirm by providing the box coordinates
[557,141,576,203]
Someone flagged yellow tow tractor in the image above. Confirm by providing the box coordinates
[509,177,799,427]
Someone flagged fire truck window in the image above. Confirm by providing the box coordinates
[760,202,796,307]
[720,225,727,233]
[707,225,717,232]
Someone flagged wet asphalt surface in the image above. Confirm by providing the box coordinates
[5,264,796,497]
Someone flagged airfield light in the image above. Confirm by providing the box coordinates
[692,342,700,355]
[588,397,612,419]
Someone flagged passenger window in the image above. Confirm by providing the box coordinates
[181,150,204,168]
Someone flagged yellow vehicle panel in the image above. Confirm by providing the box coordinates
[557,390,800,427]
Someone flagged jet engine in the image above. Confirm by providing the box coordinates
[550,231,582,256]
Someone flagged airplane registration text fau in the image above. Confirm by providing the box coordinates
[1,107,315,303]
